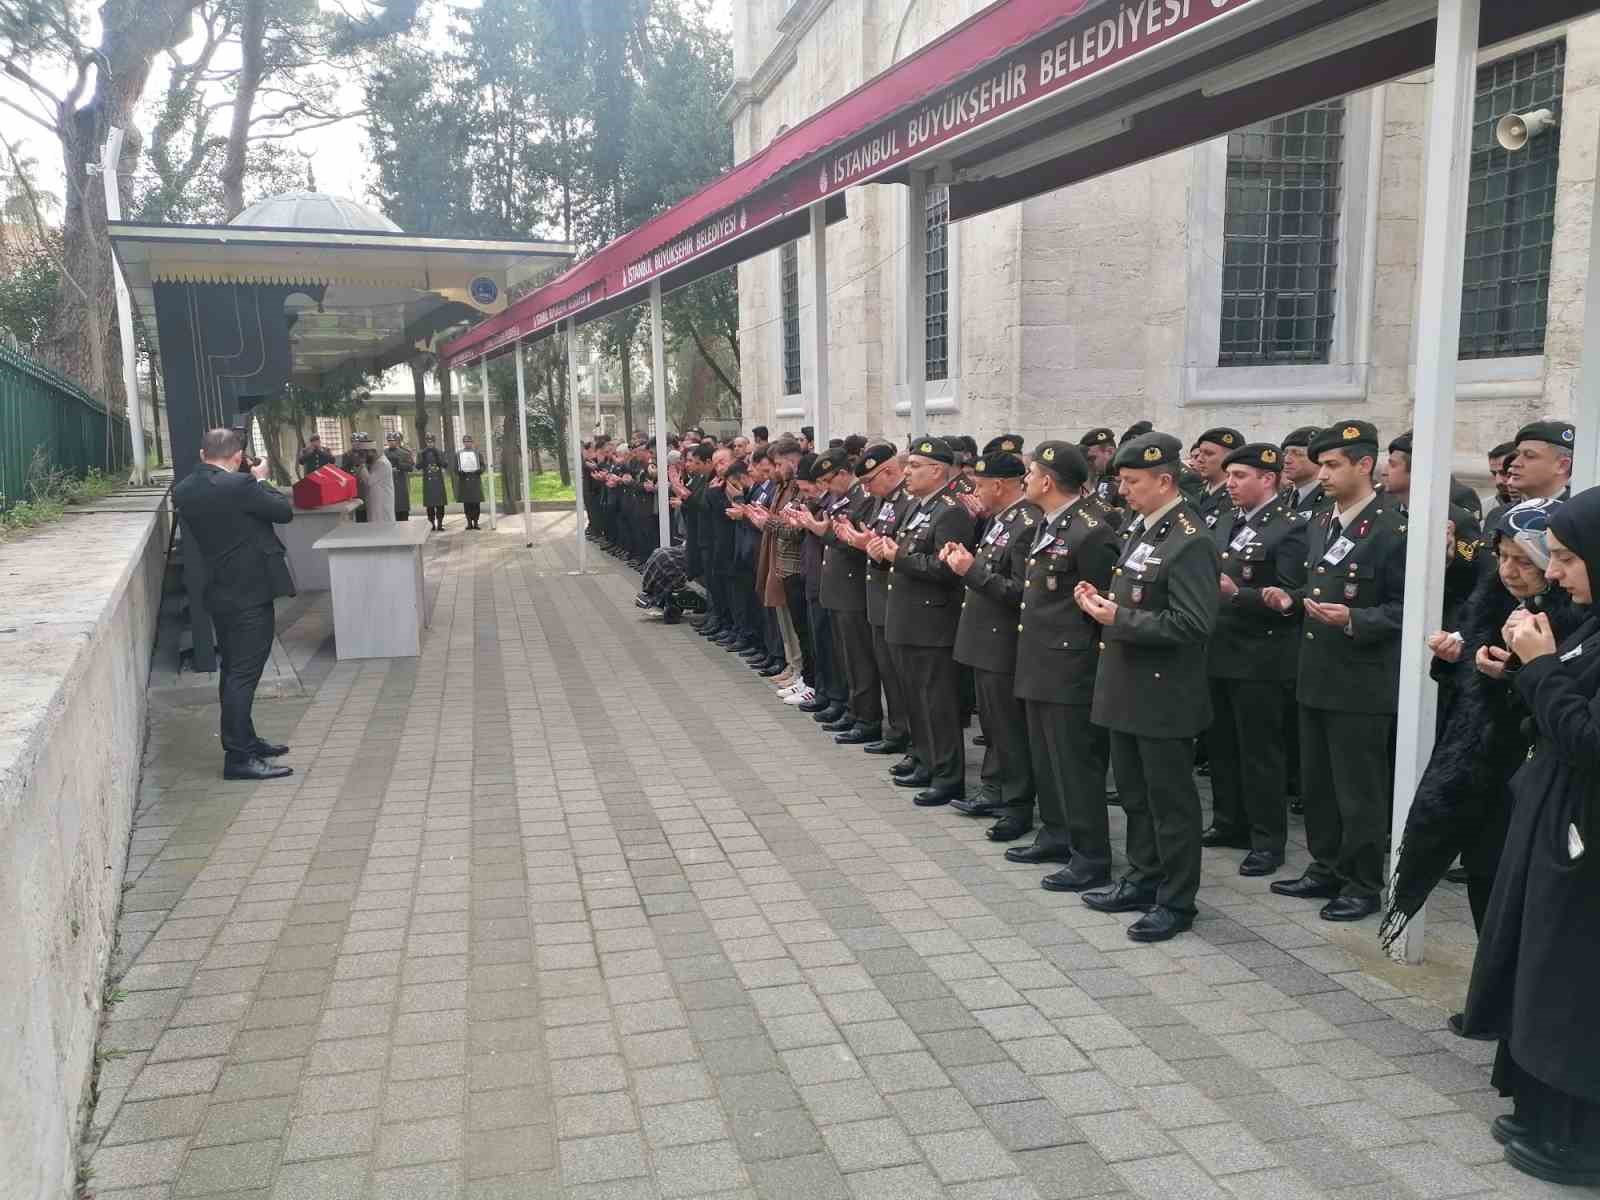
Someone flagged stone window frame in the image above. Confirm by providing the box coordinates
[892,183,965,419]
[1182,88,1384,408]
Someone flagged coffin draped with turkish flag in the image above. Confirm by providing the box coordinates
[293,465,358,509]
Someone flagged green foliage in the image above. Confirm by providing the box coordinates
[0,448,125,538]
[0,229,61,351]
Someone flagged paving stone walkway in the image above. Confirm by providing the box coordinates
[85,513,1590,1200]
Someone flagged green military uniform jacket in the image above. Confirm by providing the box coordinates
[1208,500,1308,682]
[1089,474,1127,527]
[1091,499,1220,739]
[1288,497,1408,715]
[953,497,1041,674]
[884,490,976,648]
[819,483,871,612]
[1194,481,1230,528]
[1012,496,1121,706]
[864,484,908,627]
[1280,481,1328,521]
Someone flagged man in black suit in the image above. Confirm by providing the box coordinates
[173,428,297,781]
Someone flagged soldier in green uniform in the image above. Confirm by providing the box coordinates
[1279,426,1326,517]
[873,437,977,807]
[1002,442,1121,890]
[939,452,1039,838]
[1263,420,1407,922]
[1202,443,1308,877]
[815,448,882,744]
[1187,427,1242,528]
[1075,432,1220,942]
[1078,427,1125,520]
[852,445,914,759]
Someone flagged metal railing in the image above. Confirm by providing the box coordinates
[0,334,130,511]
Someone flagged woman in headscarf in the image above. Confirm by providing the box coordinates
[1460,485,1600,1186]
[1386,499,1576,952]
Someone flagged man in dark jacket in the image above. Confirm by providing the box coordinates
[173,427,297,781]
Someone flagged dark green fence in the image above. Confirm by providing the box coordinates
[0,337,129,511]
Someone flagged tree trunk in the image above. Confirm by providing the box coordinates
[222,0,269,219]
[500,406,522,511]
[410,358,431,443]
[618,329,634,441]
[554,363,570,486]
[256,411,291,484]
[148,359,164,465]
[437,364,456,452]
[687,322,740,400]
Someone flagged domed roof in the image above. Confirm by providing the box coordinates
[228,191,402,233]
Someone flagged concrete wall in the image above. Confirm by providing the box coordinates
[0,497,171,1200]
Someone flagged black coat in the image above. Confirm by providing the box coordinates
[1208,501,1308,681]
[953,497,1040,674]
[884,491,976,648]
[385,446,415,516]
[1012,497,1121,705]
[864,485,909,627]
[819,484,871,613]
[173,463,296,614]
[418,446,450,507]
[1464,615,1600,1103]
[455,451,485,504]
[297,446,335,476]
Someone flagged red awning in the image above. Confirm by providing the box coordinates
[439,0,1110,365]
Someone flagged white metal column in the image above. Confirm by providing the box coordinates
[1388,0,1481,965]
[567,318,588,573]
[479,356,498,530]
[903,172,929,439]
[649,280,673,550]
[1574,116,1600,489]
[809,201,831,448]
[455,368,467,448]
[513,340,534,548]
[102,128,147,483]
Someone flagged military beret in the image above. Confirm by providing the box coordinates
[983,433,1025,454]
[1389,430,1414,455]
[907,436,956,464]
[809,447,848,480]
[1193,427,1244,451]
[1032,441,1089,488]
[1119,420,1154,445]
[1077,427,1115,448]
[1222,442,1285,472]
[951,435,979,456]
[854,440,898,477]
[1112,431,1183,471]
[1308,420,1380,464]
[1515,419,1576,449]
[1281,425,1321,449]
[973,452,1026,479]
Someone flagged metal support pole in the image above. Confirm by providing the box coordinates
[102,128,147,483]
[591,339,602,434]
[1574,115,1600,490]
[455,368,466,448]
[567,318,587,573]
[1388,0,1481,965]
[479,356,498,530]
[649,280,672,550]
[809,201,831,448]
[513,339,534,548]
[903,171,929,439]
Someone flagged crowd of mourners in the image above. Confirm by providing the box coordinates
[582,415,1599,1186]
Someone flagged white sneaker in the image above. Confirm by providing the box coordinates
[783,687,816,706]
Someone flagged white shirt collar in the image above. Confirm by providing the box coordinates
[1138,494,1184,529]
[1335,490,1377,529]
[1296,480,1320,503]
[1244,497,1275,522]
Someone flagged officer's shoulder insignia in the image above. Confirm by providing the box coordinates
[1458,540,1477,561]
[1022,515,1035,527]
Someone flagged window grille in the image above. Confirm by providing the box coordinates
[1219,99,1345,365]
[781,241,802,395]
[380,413,404,439]
[1461,41,1564,359]
[315,417,345,455]
[925,185,951,382]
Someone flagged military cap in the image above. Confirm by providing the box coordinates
[1119,420,1154,445]
[973,451,1025,479]
[854,440,898,477]
[951,435,978,456]
[809,447,849,479]
[983,433,1025,454]
[1193,426,1244,452]
[1281,425,1320,449]
[906,435,956,464]
[1078,427,1115,448]
[384,430,401,442]
[1032,441,1089,488]
[1222,442,1284,473]
[1389,430,1414,455]
[351,431,374,446]
[1308,420,1380,464]
[1112,431,1183,471]
[1514,419,1576,449]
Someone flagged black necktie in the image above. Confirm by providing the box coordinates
[1330,517,1343,543]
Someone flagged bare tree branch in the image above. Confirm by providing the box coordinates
[1,132,88,301]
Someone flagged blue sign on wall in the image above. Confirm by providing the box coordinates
[469,276,499,305]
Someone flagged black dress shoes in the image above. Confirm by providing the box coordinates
[1270,873,1341,900]
[834,725,881,745]
[798,696,832,714]
[1200,825,1251,850]
[863,738,910,755]
[1318,894,1379,922]
[950,794,1003,818]
[1505,1137,1600,1187]
[893,770,933,789]
[1127,906,1195,942]
[1238,850,1284,877]
[1041,864,1111,893]
[914,786,962,807]
[251,739,290,758]
[1004,843,1072,865]
[985,817,1032,842]
[758,663,787,677]
[1081,879,1158,913]
[1447,1012,1496,1042]
[1492,1114,1532,1146]
[889,756,919,777]
[223,756,293,781]
[812,704,847,724]
[821,713,856,732]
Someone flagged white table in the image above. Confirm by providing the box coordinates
[276,499,363,592]
[312,519,429,659]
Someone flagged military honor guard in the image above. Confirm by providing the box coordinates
[1074,432,1220,941]
[1202,443,1308,876]
[939,451,1040,838]
[872,437,977,807]
[1263,420,1407,921]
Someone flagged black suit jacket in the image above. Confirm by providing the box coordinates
[173,463,295,614]
[1208,501,1309,681]
[953,498,1041,674]
[1012,496,1121,705]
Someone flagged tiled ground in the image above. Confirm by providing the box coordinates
[85,513,1587,1200]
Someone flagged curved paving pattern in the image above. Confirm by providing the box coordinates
[85,515,1592,1200]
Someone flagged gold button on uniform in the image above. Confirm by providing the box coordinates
[1312,588,1321,597]
[1017,624,1024,633]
